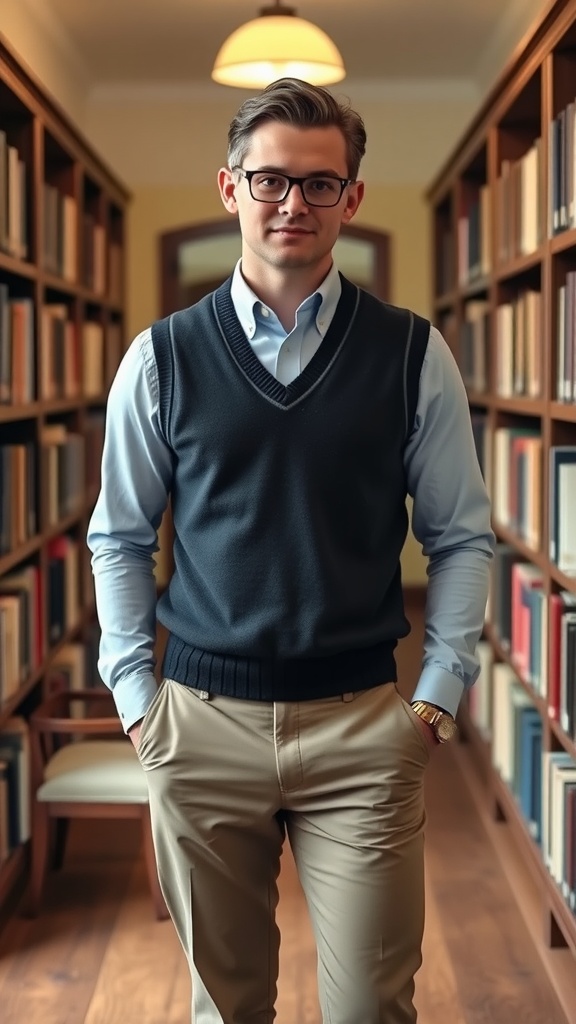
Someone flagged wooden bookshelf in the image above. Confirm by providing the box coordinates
[0,34,129,919]
[428,0,576,984]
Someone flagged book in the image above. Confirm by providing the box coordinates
[549,447,576,570]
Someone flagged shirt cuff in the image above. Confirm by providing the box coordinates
[410,664,466,719]
[112,673,159,732]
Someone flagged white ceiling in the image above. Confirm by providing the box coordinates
[39,0,551,93]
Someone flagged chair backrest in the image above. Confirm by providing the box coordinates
[29,690,124,789]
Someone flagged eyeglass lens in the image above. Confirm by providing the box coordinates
[249,173,344,207]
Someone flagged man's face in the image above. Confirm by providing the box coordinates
[218,121,363,279]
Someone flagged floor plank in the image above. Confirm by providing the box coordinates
[82,866,188,1024]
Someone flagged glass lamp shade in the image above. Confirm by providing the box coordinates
[211,15,346,88]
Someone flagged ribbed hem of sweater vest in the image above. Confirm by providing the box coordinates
[162,634,398,701]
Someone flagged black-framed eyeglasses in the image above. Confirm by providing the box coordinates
[234,167,355,208]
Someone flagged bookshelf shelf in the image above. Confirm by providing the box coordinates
[495,248,546,281]
[549,564,576,591]
[550,718,576,761]
[551,226,576,254]
[492,765,576,958]
[428,0,576,982]
[492,522,547,566]
[0,33,129,920]
[0,537,42,577]
[550,402,576,422]
[461,702,576,959]
[493,396,547,416]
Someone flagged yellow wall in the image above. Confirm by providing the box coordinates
[2,0,90,126]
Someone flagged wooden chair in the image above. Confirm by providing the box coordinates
[27,689,168,920]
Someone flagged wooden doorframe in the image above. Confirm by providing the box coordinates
[159,219,391,317]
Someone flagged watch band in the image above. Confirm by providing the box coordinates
[410,700,458,743]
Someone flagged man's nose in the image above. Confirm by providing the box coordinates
[279,182,309,213]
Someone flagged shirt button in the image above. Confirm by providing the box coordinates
[261,306,270,317]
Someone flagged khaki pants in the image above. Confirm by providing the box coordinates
[138,679,429,1024]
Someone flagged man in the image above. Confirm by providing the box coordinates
[88,77,494,1024]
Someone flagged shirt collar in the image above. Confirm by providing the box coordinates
[230,259,342,338]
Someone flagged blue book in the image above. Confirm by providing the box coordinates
[516,705,541,833]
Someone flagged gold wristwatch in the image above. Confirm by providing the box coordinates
[410,701,458,743]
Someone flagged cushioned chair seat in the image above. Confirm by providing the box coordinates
[37,740,148,803]
[28,690,168,920]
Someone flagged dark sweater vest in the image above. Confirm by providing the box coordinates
[152,274,429,701]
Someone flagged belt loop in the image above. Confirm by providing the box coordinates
[341,692,354,703]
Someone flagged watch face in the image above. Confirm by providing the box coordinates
[437,715,458,742]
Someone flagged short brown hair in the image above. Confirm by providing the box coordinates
[227,78,366,179]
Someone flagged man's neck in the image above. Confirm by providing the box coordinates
[240,260,332,333]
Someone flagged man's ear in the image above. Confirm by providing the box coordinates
[218,167,238,213]
[342,180,365,224]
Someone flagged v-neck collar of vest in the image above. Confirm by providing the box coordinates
[213,273,360,408]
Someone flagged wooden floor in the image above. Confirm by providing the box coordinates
[0,600,573,1023]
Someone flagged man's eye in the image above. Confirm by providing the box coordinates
[256,176,283,188]
[309,178,337,193]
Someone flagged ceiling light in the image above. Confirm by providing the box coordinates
[211,0,346,89]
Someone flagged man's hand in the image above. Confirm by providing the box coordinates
[128,718,144,749]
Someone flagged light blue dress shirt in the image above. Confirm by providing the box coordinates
[87,260,495,730]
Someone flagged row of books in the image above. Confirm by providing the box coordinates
[0,130,27,262]
[491,435,576,568]
[0,533,85,705]
[495,141,544,265]
[0,289,35,405]
[43,189,110,293]
[489,543,576,737]
[1,285,124,405]
[469,649,576,910]
[2,144,117,296]
[40,307,123,401]
[495,290,542,400]
[42,424,85,527]
[0,441,36,556]
[0,436,36,557]
[42,183,77,284]
[455,289,544,400]
[492,426,542,551]
[0,562,43,697]
[0,416,105,563]
[457,183,491,286]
